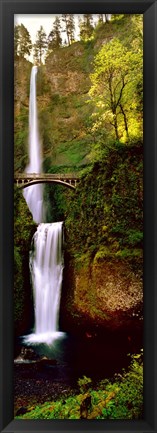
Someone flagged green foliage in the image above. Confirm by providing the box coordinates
[14,26,19,58]
[78,376,92,393]
[62,14,75,46]
[97,350,143,419]
[14,24,32,59]
[48,17,62,50]
[14,187,36,335]
[65,141,143,260]
[36,66,51,95]
[115,248,142,259]
[49,93,62,108]
[34,26,47,64]
[58,138,91,166]
[44,182,73,223]
[93,246,113,262]
[89,36,143,142]
[15,351,143,419]
[79,14,94,41]
[14,106,29,171]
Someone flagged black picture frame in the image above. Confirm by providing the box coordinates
[0,0,157,432]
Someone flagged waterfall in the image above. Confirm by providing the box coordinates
[23,66,65,346]
[23,65,45,224]
[31,223,63,335]
[24,222,64,345]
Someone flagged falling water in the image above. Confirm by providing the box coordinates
[23,65,45,223]
[23,66,64,345]
[24,222,64,345]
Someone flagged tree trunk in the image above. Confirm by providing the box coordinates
[39,49,42,65]
[113,113,119,140]
[105,14,109,23]
[120,104,129,138]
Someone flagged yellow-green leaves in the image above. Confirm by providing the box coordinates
[89,37,143,142]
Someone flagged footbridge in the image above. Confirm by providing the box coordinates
[14,173,79,190]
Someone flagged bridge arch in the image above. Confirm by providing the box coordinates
[19,179,76,190]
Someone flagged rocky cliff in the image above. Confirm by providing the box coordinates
[61,256,143,336]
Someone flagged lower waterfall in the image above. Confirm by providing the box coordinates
[24,221,65,345]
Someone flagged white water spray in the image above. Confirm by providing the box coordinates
[23,65,45,223]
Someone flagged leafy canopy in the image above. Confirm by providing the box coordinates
[89,38,143,142]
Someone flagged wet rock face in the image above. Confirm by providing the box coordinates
[46,71,89,96]
[45,43,90,96]
[76,260,143,313]
[62,258,143,332]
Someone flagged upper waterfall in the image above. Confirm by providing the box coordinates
[23,65,45,223]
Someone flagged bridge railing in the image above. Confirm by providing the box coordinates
[14,173,79,180]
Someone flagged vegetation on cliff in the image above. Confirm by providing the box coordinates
[14,187,36,336]
[65,141,143,261]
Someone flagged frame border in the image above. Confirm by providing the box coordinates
[0,1,157,432]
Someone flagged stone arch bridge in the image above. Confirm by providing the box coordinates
[14,173,79,190]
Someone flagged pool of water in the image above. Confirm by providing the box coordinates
[16,328,142,382]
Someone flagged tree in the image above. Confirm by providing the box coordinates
[33,44,40,65]
[62,14,75,46]
[14,25,19,57]
[14,24,32,59]
[98,14,110,23]
[98,14,104,23]
[48,17,62,50]
[79,14,94,41]
[104,14,110,23]
[89,38,142,141]
[34,26,47,64]
[68,15,75,44]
